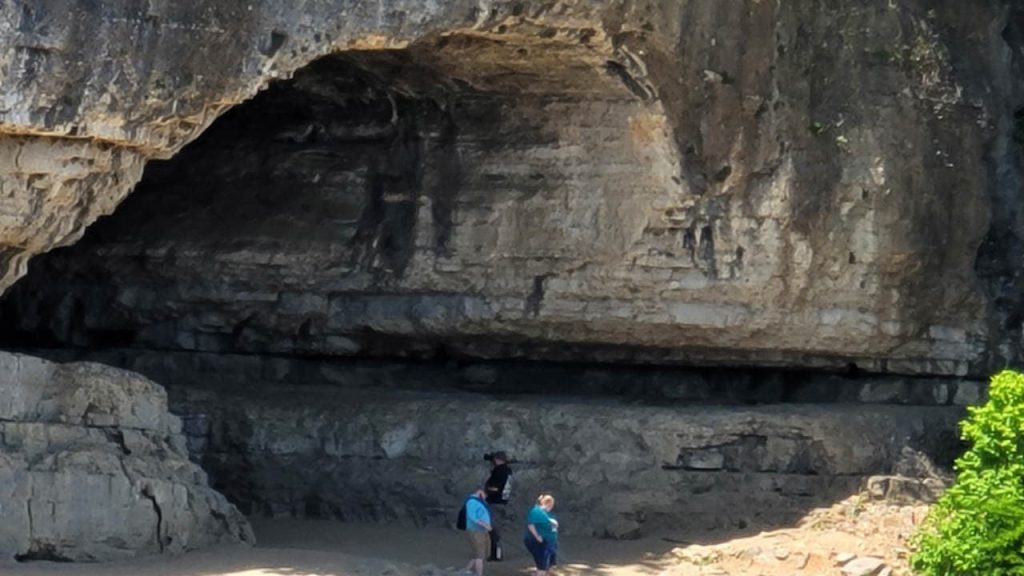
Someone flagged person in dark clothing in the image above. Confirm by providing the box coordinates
[484,452,511,504]
[483,451,512,561]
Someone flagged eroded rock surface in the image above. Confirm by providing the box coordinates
[165,379,960,537]
[0,2,1021,375]
[0,137,146,290]
[0,352,253,562]
[2,1,1020,561]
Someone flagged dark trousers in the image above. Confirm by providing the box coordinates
[524,537,558,570]
[489,504,507,560]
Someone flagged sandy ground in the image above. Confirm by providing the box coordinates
[8,518,677,576]
[8,496,923,576]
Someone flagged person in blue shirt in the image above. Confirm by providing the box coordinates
[523,494,559,576]
[464,488,492,576]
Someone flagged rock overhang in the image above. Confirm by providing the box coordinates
[0,1,1020,376]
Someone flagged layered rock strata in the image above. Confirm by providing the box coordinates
[0,137,146,290]
[0,352,253,562]
[0,2,1021,374]
[13,347,988,408]
[1,0,1020,560]
[166,379,960,537]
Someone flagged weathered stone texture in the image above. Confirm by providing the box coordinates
[0,352,253,561]
[167,380,961,537]
[17,347,985,408]
[0,137,146,290]
[1,1,1021,375]
[0,2,1017,553]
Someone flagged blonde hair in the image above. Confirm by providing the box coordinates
[537,494,555,507]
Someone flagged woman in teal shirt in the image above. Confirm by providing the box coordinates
[523,494,559,575]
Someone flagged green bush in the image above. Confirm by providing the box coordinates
[911,370,1024,575]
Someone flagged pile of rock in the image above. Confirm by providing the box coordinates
[660,490,927,575]
[0,352,253,561]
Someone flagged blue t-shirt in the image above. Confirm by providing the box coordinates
[525,505,558,543]
[465,497,491,532]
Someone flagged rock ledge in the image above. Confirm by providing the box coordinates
[0,352,253,562]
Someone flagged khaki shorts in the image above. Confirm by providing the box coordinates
[467,531,490,559]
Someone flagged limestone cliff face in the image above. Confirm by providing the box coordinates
[0,1,1022,375]
[167,381,960,536]
[0,352,253,561]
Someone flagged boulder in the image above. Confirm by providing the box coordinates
[840,556,887,576]
[0,352,253,561]
[601,518,644,541]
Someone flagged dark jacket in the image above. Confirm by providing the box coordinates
[484,463,511,504]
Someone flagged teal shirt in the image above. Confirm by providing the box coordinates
[525,505,558,543]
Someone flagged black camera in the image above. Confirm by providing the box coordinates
[483,451,507,462]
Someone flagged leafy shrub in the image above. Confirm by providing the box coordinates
[911,370,1024,576]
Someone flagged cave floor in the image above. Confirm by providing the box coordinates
[8,518,675,576]
[8,496,921,575]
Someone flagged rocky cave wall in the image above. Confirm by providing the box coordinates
[166,381,959,537]
[0,43,689,363]
[0,1,1022,376]
[0,351,252,561]
[0,0,1022,551]
[13,346,971,537]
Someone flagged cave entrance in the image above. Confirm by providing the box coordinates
[1,32,680,359]
[0,34,961,544]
